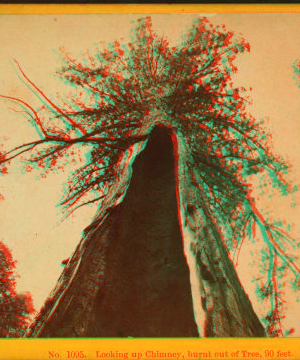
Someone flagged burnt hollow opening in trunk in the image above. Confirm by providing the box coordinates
[87,125,199,337]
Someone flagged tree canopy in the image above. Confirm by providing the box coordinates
[0,16,299,337]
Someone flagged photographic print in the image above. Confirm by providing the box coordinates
[0,5,299,359]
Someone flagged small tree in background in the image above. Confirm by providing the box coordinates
[0,242,34,337]
[293,58,300,88]
[0,17,299,337]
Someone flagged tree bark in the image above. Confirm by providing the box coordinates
[27,126,265,337]
[176,133,266,337]
[27,126,198,337]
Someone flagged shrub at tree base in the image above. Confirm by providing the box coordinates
[0,242,34,337]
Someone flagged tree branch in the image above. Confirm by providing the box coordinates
[0,94,47,137]
[13,59,87,136]
[248,198,300,278]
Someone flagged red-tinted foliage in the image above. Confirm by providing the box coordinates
[0,242,35,337]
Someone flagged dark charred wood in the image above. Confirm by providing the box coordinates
[27,125,199,337]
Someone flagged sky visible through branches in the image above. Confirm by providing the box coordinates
[0,13,299,337]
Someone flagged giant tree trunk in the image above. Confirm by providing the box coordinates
[27,125,265,337]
